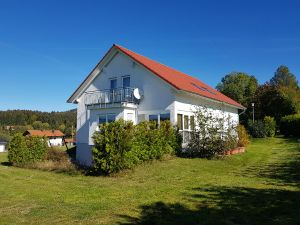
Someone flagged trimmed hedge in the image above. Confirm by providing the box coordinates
[8,134,48,166]
[280,114,300,137]
[92,120,180,174]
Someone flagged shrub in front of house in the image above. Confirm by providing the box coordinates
[280,114,300,137]
[92,120,135,174]
[237,125,249,147]
[92,120,178,174]
[185,106,238,158]
[8,134,48,166]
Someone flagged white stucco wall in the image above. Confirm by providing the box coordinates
[174,91,239,127]
[0,144,6,152]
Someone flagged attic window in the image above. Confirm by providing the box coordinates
[191,82,216,95]
[191,83,206,91]
[202,87,216,95]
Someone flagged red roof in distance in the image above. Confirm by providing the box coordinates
[24,130,65,137]
[114,44,244,109]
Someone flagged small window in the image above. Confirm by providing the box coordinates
[177,114,183,130]
[99,115,106,124]
[110,78,117,90]
[160,113,170,121]
[107,114,116,123]
[184,115,189,130]
[149,114,158,122]
[122,76,130,88]
[190,116,195,130]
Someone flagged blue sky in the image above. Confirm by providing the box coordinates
[0,0,299,111]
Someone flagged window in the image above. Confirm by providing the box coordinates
[191,82,216,95]
[177,114,183,130]
[99,114,116,124]
[110,78,117,90]
[184,115,189,130]
[160,113,170,121]
[107,114,116,123]
[190,115,195,130]
[149,114,158,123]
[122,76,130,88]
[99,115,106,124]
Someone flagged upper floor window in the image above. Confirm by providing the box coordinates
[122,76,130,88]
[110,78,117,90]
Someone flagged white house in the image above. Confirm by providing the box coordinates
[23,130,65,147]
[67,44,245,166]
[0,141,7,152]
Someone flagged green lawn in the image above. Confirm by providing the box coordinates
[0,137,300,225]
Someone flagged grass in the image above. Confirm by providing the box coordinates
[0,137,299,225]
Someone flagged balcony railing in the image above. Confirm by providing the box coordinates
[84,87,137,105]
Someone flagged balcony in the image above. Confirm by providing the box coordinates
[84,87,139,106]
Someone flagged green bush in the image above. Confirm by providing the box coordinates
[237,125,249,147]
[280,114,300,137]
[263,116,276,137]
[92,120,178,174]
[8,134,48,166]
[247,120,266,138]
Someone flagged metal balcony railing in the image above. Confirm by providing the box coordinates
[84,87,137,105]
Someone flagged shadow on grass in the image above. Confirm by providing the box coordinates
[0,161,12,166]
[241,137,300,187]
[118,186,300,225]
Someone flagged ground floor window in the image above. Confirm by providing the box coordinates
[177,114,183,130]
[99,114,116,124]
[160,113,170,121]
[177,113,195,131]
[149,114,158,123]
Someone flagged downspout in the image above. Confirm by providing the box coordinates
[238,107,247,116]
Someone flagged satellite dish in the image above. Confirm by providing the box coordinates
[133,88,143,100]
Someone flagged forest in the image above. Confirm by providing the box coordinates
[0,109,76,141]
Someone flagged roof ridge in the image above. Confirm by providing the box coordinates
[114,44,198,80]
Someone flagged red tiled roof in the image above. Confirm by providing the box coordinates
[64,138,76,143]
[114,44,244,109]
[24,130,65,137]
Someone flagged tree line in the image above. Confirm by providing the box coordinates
[0,109,76,141]
[216,65,300,125]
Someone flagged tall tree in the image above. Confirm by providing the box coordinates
[270,65,299,89]
[253,83,297,122]
[216,72,258,107]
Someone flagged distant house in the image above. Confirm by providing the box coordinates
[0,141,7,152]
[64,138,76,147]
[23,130,65,147]
[67,44,245,166]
